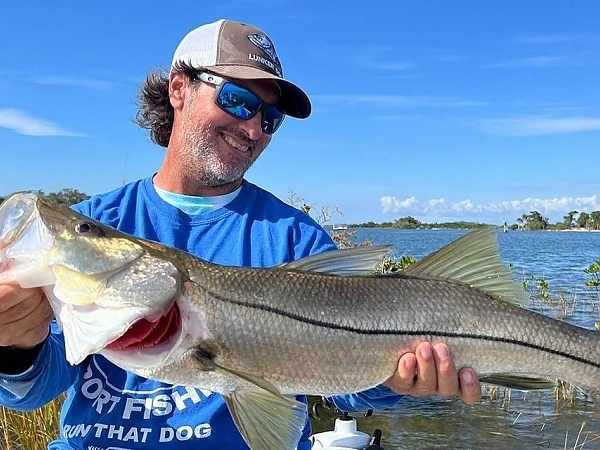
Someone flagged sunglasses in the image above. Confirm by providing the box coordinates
[195,72,285,135]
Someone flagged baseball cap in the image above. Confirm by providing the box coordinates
[171,19,311,119]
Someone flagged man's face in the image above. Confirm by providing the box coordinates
[173,75,278,188]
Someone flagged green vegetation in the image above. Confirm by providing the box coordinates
[584,261,600,290]
[353,216,489,230]
[352,209,600,231]
[0,189,89,208]
[1,396,64,450]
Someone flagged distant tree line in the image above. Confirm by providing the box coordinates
[0,188,90,207]
[514,210,600,231]
[352,209,600,231]
[352,216,488,230]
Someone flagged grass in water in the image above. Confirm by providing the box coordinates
[0,396,63,450]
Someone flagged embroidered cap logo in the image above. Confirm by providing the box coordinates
[248,33,282,77]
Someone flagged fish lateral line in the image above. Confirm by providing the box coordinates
[208,292,600,369]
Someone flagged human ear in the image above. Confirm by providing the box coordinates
[169,73,187,110]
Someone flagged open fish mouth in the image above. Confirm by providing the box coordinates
[0,192,183,365]
[106,303,182,351]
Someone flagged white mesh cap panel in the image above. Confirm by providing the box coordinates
[170,19,224,69]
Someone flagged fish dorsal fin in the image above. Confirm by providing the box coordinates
[402,227,528,306]
[282,245,391,276]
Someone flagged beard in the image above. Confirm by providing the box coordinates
[177,106,260,188]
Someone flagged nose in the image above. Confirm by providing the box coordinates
[237,111,265,141]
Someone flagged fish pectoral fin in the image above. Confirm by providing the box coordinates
[225,390,306,450]
[194,349,306,449]
[281,245,391,276]
[194,349,284,398]
[480,373,557,390]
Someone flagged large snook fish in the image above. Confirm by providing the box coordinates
[1,192,600,450]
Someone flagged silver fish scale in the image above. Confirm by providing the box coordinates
[179,256,600,398]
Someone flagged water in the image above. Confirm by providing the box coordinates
[313,228,600,449]
[352,228,599,287]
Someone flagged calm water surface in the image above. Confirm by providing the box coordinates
[314,228,600,449]
[353,228,600,328]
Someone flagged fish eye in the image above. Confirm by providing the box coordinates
[74,221,105,236]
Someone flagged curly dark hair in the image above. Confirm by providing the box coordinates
[134,62,200,148]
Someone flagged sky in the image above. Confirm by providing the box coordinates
[1,1,599,225]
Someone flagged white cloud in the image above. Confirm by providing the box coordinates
[28,75,114,90]
[0,109,84,137]
[381,195,418,213]
[476,115,600,136]
[380,195,600,222]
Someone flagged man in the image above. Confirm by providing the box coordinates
[0,19,480,449]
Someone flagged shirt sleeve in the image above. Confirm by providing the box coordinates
[0,322,78,411]
[327,385,404,412]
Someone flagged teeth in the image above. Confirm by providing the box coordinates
[223,134,250,152]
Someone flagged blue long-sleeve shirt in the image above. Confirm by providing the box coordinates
[0,177,403,449]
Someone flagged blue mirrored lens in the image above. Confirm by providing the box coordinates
[262,105,285,134]
[217,83,262,119]
[216,82,285,134]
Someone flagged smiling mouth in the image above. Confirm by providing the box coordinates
[105,304,181,351]
[222,133,252,153]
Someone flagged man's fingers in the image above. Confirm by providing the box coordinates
[0,289,45,326]
[432,343,460,397]
[383,352,416,393]
[0,286,52,348]
[459,368,482,405]
[383,341,482,405]
[2,300,52,347]
[0,284,31,313]
[412,342,437,397]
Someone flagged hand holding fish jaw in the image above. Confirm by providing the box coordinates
[0,284,53,349]
[383,342,482,405]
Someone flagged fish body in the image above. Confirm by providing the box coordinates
[1,191,600,450]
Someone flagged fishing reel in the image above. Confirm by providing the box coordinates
[309,397,385,450]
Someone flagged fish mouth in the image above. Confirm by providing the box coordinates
[106,303,181,351]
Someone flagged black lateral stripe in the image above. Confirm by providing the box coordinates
[219,296,600,370]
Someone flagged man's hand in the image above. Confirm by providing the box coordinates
[383,341,481,405]
[0,284,52,349]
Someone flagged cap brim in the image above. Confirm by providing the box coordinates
[204,65,311,119]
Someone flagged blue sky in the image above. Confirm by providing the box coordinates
[1,1,599,225]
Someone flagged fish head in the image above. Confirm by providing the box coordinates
[0,192,182,365]
[0,192,54,285]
